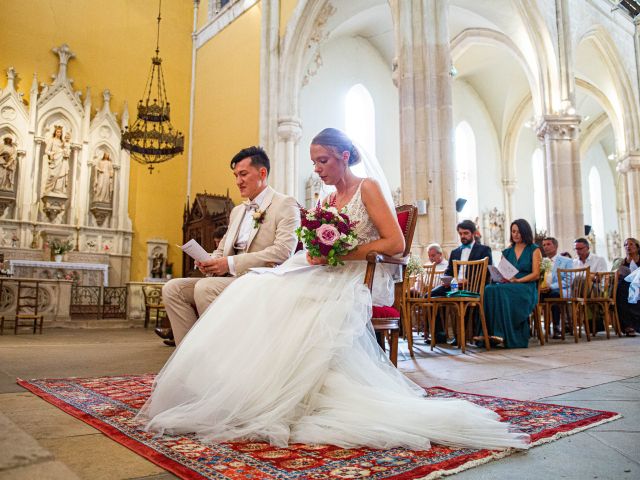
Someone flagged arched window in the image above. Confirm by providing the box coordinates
[588,166,605,254]
[531,149,547,233]
[345,84,374,178]
[454,122,478,220]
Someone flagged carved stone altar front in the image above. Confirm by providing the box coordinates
[0,44,132,286]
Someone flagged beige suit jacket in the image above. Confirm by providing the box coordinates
[212,186,300,275]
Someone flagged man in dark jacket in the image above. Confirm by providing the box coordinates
[430,219,493,344]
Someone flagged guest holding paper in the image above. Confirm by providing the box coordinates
[483,219,541,348]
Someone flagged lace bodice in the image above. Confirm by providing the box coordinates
[343,181,380,247]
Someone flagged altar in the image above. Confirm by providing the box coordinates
[7,260,109,286]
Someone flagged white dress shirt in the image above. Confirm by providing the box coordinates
[228,187,269,276]
[573,253,608,272]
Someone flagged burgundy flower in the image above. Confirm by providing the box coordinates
[336,221,350,234]
[318,242,332,256]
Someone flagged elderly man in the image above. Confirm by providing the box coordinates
[426,243,448,270]
[162,146,300,345]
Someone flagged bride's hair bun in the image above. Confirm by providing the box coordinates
[312,128,361,166]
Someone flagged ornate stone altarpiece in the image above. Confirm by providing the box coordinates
[0,44,132,286]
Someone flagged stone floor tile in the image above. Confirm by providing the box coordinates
[0,460,80,480]
[4,403,97,440]
[0,413,53,470]
[587,431,640,462]
[542,381,640,401]
[502,367,626,389]
[453,378,576,400]
[39,434,165,480]
[452,427,639,480]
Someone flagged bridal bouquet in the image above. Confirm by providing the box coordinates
[296,204,358,266]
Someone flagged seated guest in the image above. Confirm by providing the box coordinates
[612,237,640,337]
[432,220,493,296]
[483,219,541,348]
[430,220,493,344]
[540,237,574,338]
[212,225,228,250]
[573,238,607,272]
[426,243,449,270]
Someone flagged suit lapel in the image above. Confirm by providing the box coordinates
[223,207,244,257]
[246,187,275,251]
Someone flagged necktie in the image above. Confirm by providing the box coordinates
[244,201,259,212]
[460,244,472,249]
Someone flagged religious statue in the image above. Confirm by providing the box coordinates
[151,252,164,278]
[0,137,17,191]
[485,207,505,251]
[44,125,71,195]
[92,151,115,203]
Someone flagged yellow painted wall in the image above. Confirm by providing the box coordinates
[280,0,299,37]
[190,3,262,205]
[0,0,192,280]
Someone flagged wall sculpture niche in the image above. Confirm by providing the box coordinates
[0,44,133,286]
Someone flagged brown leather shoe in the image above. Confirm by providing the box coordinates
[163,339,176,347]
[625,327,637,337]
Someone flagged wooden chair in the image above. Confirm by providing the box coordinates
[586,271,621,339]
[142,285,167,329]
[529,278,546,345]
[0,280,44,335]
[403,263,437,355]
[364,204,418,366]
[542,266,591,342]
[431,258,490,353]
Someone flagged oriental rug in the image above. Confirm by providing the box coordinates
[17,374,619,480]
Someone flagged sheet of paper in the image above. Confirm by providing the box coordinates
[497,256,519,280]
[178,239,211,263]
[487,265,506,283]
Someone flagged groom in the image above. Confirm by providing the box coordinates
[163,146,300,345]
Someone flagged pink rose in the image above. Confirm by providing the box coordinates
[316,223,340,246]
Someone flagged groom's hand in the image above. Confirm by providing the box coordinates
[196,257,230,276]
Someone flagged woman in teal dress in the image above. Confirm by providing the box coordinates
[483,219,541,348]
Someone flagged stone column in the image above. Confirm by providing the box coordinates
[391,0,456,251]
[276,117,302,197]
[502,178,517,242]
[536,115,583,251]
[618,152,640,236]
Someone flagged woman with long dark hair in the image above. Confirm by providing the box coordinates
[483,219,541,348]
[613,237,640,336]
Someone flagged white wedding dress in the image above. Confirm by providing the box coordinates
[139,183,529,451]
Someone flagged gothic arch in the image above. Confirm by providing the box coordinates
[577,26,640,153]
[450,28,540,114]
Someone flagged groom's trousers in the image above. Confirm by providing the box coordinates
[162,276,235,345]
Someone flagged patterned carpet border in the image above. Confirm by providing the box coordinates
[16,375,621,480]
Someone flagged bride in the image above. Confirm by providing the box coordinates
[138,128,529,451]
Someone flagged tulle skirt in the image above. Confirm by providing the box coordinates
[138,252,529,451]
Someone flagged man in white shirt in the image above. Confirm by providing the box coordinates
[162,146,300,345]
[573,238,608,272]
[426,243,449,270]
[541,237,574,338]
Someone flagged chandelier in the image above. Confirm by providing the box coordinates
[121,0,184,173]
